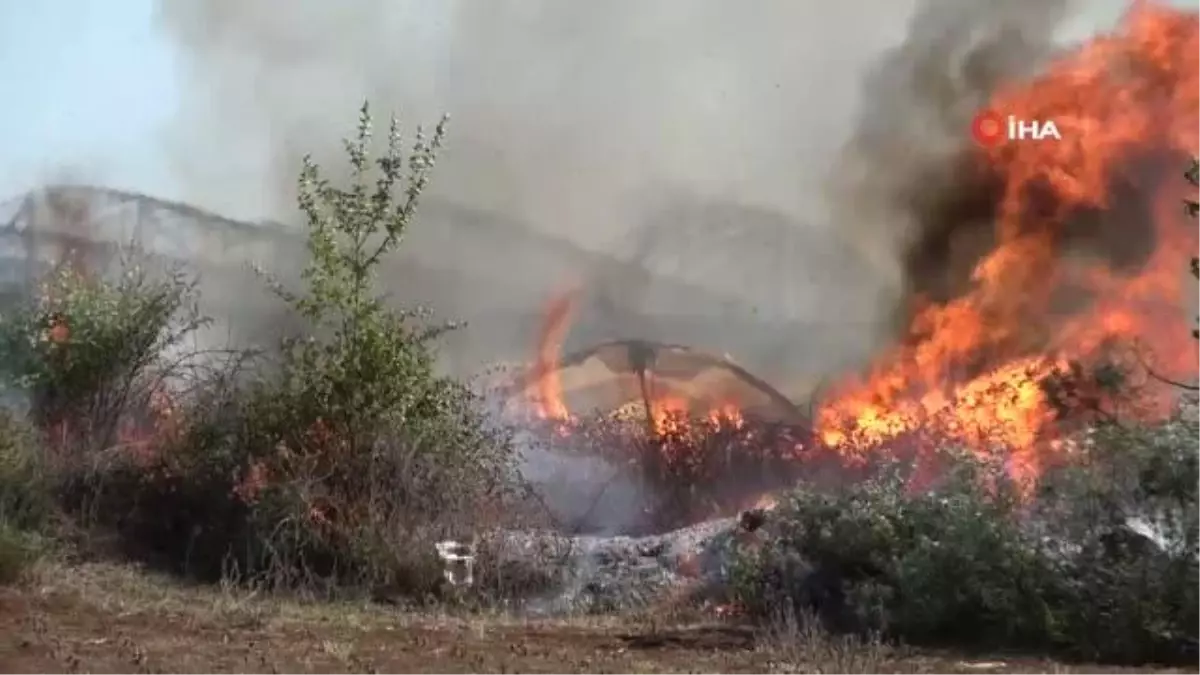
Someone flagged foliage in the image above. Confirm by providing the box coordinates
[0,256,207,457]
[0,250,212,571]
[1034,406,1199,662]
[731,449,1059,644]
[0,409,51,585]
[732,404,1199,665]
[0,408,52,531]
[115,103,523,594]
[0,523,42,585]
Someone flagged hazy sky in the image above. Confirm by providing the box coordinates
[0,0,1187,207]
[0,0,178,201]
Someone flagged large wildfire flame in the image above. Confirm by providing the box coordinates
[523,3,1198,500]
[818,3,1199,485]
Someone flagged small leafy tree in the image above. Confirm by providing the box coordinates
[154,103,520,591]
[266,102,459,451]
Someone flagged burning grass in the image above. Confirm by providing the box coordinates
[510,347,1193,540]
[516,408,817,535]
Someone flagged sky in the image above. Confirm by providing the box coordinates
[0,0,179,201]
[0,0,1188,210]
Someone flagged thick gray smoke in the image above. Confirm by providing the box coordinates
[153,0,1147,532]
[151,0,1119,384]
[157,1,908,241]
[154,0,923,383]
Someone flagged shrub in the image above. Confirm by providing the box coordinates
[0,523,42,585]
[732,404,1199,664]
[0,408,52,532]
[0,252,210,561]
[116,103,523,595]
[1034,405,1198,663]
[732,449,1059,644]
[0,254,206,461]
[0,410,51,584]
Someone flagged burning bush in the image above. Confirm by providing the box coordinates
[101,104,528,594]
[520,407,818,534]
[510,310,820,533]
[0,104,530,598]
[0,245,214,557]
[729,120,1200,664]
[0,255,206,463]
[815,2,1198,489]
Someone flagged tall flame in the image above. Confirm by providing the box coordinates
[529,287,578,420]
[818,3,1199,485]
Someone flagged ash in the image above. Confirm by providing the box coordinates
[486,511,771,617]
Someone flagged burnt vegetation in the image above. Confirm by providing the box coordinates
[0,108,1196,666]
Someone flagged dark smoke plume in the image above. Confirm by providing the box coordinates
[827,0,1075,331]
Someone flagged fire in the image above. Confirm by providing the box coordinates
[525,287,752,433]
[530,287,577,421]
[518,4,1197,526]
[751,493,778,511]
[818,3,1199,486]
[646,396,745,436]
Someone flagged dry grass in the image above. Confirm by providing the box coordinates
[0,559,1191,674]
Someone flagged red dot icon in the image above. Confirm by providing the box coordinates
[971,110,1005,147]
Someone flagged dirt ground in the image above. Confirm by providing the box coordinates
[0,562,1190,674]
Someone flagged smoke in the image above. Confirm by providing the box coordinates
[153,0,923,380]
[151,0,1117,372]
[152,0,1121,528]
[156,1,910,239]
[827,0,1076,329]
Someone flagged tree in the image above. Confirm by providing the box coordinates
[160,102,519,590]
[265,101,458,441]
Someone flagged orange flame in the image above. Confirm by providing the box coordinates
[818,3,1199,487]
[751,493,778,511]
[525,289,752,435]
[529,287,578,420]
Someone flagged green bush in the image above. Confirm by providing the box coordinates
[0,408,50,581]
[0,410,51,585]
[0,255,206,458]
[732,449,1059,644]
[1034,407,1198,663]
[0,408,52,532]
[112,103,523,595]
[732,406,1198,664]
